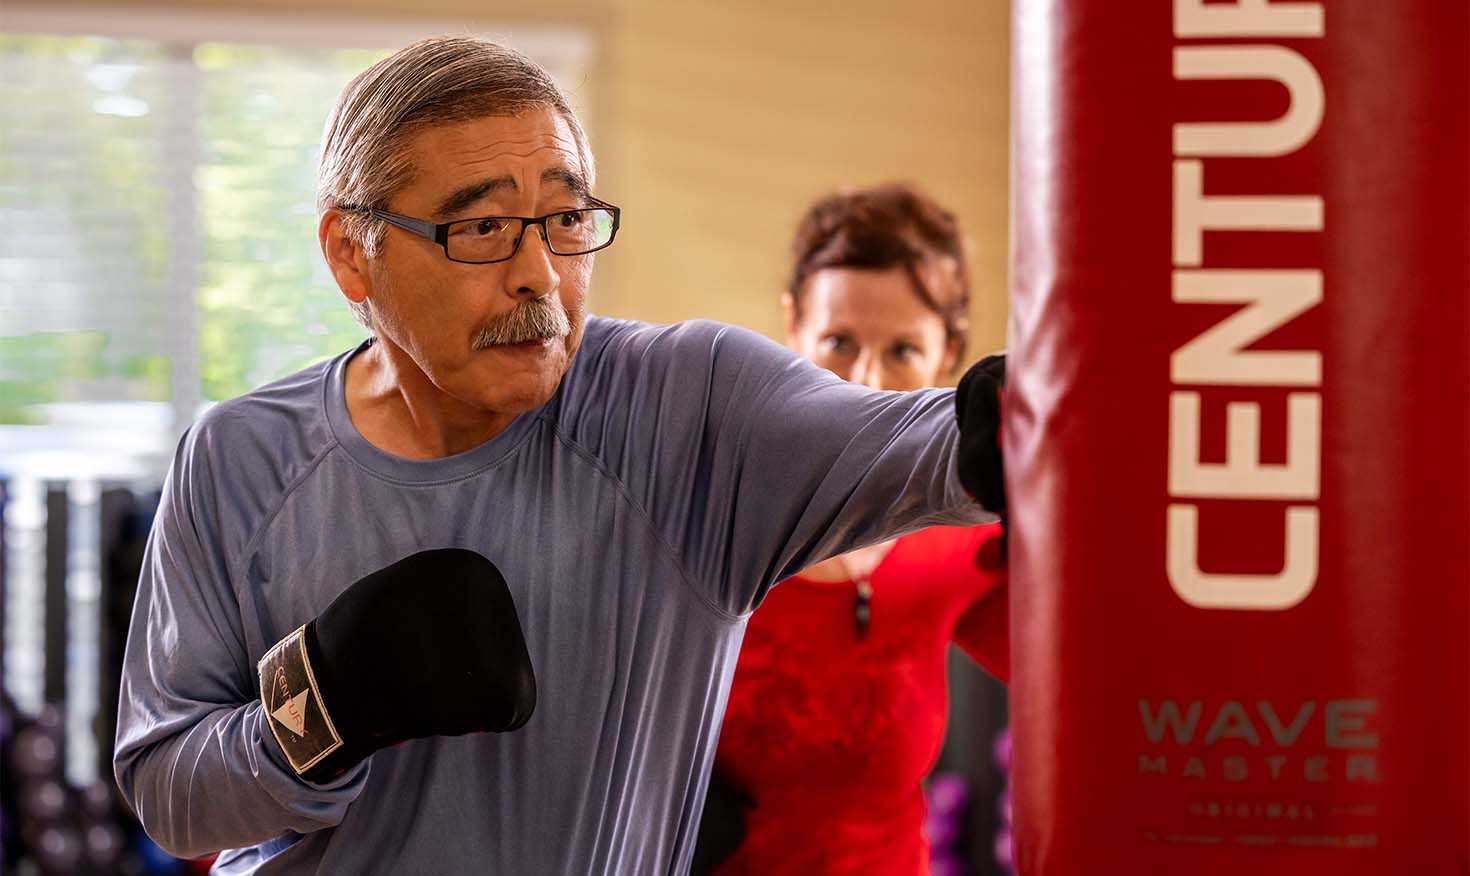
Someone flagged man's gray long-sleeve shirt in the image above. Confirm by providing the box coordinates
[114,316,987,874]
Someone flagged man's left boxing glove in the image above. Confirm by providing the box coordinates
[689,770,756,876]
[955,353,1007,514]
[256,548,535,784]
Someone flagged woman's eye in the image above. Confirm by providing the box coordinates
[557,212,584,228]
[891,342,920,360]
[821,335,852,354]
[474,219,507,236]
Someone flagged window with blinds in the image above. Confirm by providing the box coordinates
[0,35,181,425]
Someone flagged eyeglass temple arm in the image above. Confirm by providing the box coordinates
[365,208,440,242]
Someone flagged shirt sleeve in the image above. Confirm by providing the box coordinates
[564,319,993,617]
[113,423,368,859]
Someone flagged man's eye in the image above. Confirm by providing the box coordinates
[451,218,509,238]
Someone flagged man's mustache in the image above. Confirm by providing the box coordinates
[472,297,573,349]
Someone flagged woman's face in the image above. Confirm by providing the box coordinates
[785,264,959,392]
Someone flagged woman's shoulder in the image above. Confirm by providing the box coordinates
[891,522,1005,574]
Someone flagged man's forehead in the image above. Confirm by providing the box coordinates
[400,109,589,212]
[413,110,580,168]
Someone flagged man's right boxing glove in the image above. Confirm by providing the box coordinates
[955,353,1007,513]
[257,548,535,784]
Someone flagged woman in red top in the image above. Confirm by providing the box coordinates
[694,183,1009,875]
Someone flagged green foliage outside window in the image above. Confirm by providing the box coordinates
[195,42,384,402]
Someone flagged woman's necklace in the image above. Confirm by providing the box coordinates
[837,541,894,640]
[853,573,874,639]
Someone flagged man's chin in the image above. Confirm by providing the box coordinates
[465,341,571,410]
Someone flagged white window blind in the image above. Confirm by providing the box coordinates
[0,35,182,423]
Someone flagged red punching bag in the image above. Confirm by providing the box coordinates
[1007,1,1468,874]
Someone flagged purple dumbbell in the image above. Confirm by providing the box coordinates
[992,726,1011,772]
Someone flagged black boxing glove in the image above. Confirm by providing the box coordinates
[257,548,535,785]
[689,770,756,876]
[955,354,1007,514]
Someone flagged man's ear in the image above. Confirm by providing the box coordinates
[319,210,373,307]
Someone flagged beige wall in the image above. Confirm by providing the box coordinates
[21,0,1011,362]
[604,1,1010,362]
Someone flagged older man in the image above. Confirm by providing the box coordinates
[114,37,1003,875]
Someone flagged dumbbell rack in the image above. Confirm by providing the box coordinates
[1,426,209,875]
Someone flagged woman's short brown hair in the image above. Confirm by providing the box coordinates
[787,182,971,366]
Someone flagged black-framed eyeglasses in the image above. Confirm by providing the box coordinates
[350,197,621,265]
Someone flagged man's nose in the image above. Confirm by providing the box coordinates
[505,225,559,299]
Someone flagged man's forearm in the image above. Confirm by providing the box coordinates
[116,699,368,858]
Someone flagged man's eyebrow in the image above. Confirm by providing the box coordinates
[541,167,591,203]
[432,168,592,220]
[433,175,516,219]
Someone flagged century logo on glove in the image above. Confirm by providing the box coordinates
[258,624,343,772]
[270,666,311,737]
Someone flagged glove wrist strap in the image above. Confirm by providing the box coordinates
[258,623,346,778]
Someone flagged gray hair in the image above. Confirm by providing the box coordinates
[317,37,596,328]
